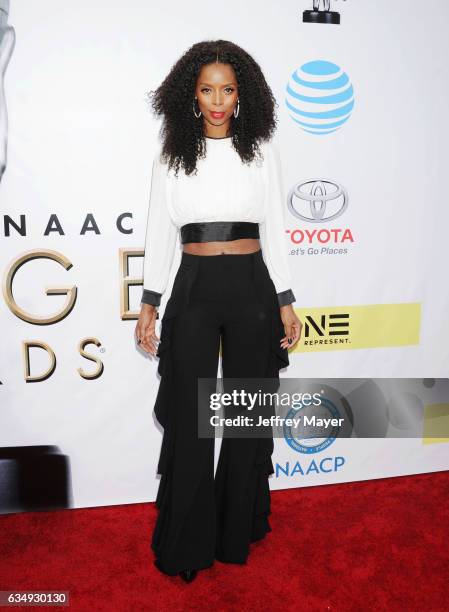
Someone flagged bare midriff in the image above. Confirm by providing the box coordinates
[182,238,261,255]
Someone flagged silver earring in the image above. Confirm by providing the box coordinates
[193,97,202,119]
[233,98,240,118]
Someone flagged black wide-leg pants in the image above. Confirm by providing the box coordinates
[150,249,289,575]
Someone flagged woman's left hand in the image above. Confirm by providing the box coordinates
[279,304,302,350]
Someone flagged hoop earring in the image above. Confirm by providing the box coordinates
[193,97,202,119]
[233,98,240,118]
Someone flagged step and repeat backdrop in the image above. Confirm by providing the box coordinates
[1,0,448,513]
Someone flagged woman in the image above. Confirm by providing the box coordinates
[135,39,302,583]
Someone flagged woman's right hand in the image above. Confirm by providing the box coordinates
[135,304,160,355]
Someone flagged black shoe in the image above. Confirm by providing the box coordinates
[179,568,198,583]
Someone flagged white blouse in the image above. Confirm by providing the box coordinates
[142,136,295,306]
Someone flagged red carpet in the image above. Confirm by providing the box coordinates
[1,471,448,611]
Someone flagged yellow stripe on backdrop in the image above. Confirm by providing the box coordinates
[289,303,421,353]
[423,403,449,445]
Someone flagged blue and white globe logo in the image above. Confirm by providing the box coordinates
[285,60,354,135]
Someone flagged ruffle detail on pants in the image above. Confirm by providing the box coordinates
[151,315,216,575]
[153,316,176,477]
[151,305,290,568]
[151,316,176,560]
[251,306,290,544]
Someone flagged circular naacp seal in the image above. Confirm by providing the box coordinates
[283,397,342,454]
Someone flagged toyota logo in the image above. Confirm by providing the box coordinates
[287,179,348,223]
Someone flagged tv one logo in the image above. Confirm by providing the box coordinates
[304,312,350,345]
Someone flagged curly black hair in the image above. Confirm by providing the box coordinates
[145,39,279,177]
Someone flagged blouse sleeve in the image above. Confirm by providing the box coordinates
[259,141,296,307]
[141,150,178,307]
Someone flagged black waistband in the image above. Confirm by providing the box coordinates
[180,221,260,244]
